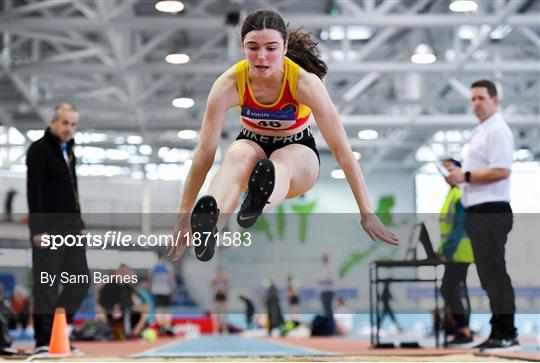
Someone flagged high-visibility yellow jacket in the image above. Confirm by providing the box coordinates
[438,186,474,263]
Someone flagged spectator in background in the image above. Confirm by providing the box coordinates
[286,275,300,321]
[3,188,17,222]
[318,253,336,317]
[26,102,89,354]
[238,295,255,330]
[149,251,175,335]
[446,80,518,352]
[265,279,284,336]
[211,265,229,334]
[135,277,156,329]
[7,285,31,335]
[438,158,474,347]
[95,265,148,341]
[0,299,15,356]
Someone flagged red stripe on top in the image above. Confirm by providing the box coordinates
[241,80,310,131]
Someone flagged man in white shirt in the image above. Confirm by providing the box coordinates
[318,253,336,317]
[446,80,518,352]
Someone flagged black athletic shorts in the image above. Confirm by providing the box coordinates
[236,126,320,163]
[214,292,227,302]
[289,295,300,306]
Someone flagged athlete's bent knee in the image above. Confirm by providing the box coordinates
[224,146,258,166]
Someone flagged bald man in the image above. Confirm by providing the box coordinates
[26,103,89,353]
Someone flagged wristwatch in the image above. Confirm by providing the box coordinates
[464,171,471,183]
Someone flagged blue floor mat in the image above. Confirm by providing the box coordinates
[132,335,332,358]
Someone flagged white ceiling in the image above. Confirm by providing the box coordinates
[1,0,539,176]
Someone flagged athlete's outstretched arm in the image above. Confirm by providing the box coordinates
[170,69,239,260]
[297,70,398,246]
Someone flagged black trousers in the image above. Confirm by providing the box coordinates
[321,291,334,317]
[32,243,90,347]
[441,263,470,329]
[464,202,516,338]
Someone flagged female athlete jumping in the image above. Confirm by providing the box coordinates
[170,10,398,261]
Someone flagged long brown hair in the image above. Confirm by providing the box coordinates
[240,10,327,79]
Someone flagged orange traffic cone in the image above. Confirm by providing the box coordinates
[48,307,71,355]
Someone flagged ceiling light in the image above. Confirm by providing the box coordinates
[331,169,346,179]
[329,26,345,40]
[326,26,373,41]
[155,0,184,13]
[139,145,153,155]
[433,131,446,142]
[347,26,373,40]
[106,149,129,161]
[358,129,379,140]
[126,135,143,144]
[449,0,478,12]
[76,132,107,144]
[320,30,329,40]
[177,129,197,140]
[172,98,194,109]
[78,146,106,162]
[165,53,190,64]
[411,43,437,64]
[446,130,462,142]
[114,136,125,145]
[120,144,137,153]
[352,151,362,160]
[457,25,477,40]
[159,147,192,162]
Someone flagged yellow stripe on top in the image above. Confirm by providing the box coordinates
[234,57,311,120]
[288,57,299,98]
[285,57,311,119]
[235,60,247,108]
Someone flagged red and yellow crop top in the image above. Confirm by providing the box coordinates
[235,56,312,131]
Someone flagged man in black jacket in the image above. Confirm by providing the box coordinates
[26,102,89,353]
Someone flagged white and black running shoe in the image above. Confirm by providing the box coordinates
[446,332,475,348]
[1,347,31,357]
[474,337,520,352]
[191,195,219,262]
[237,159,275,228]
[32,346,50,355]
[70,345,84,356]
